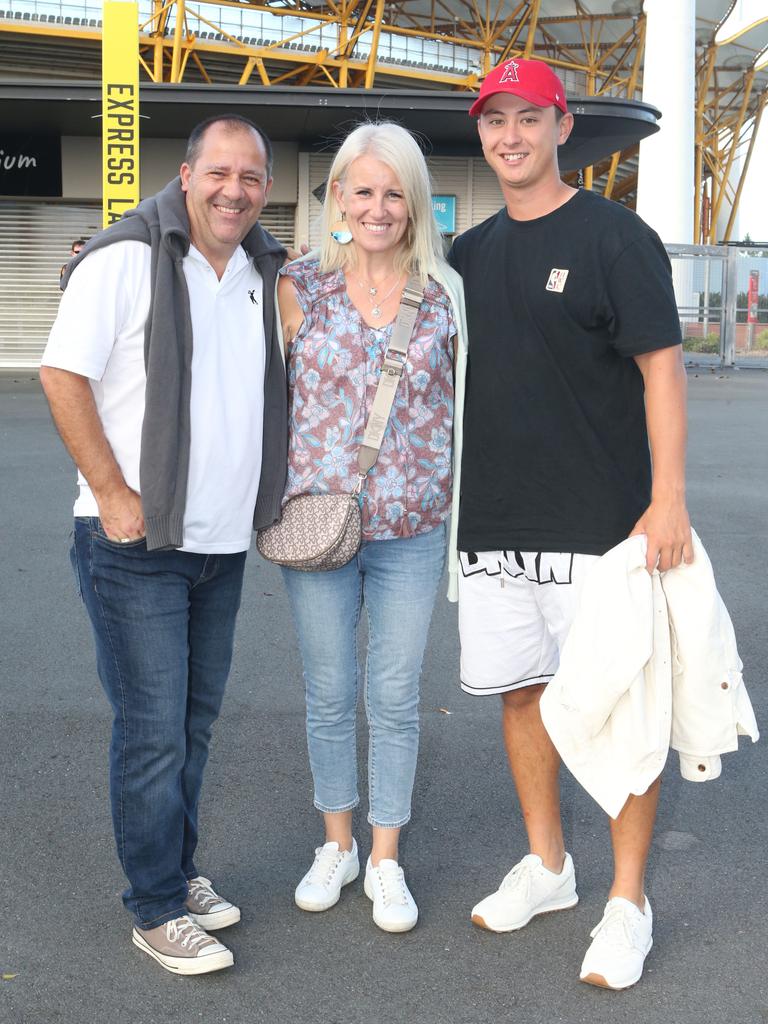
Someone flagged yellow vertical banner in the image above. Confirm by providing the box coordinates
[102,1,140,227]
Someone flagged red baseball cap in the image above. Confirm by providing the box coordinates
[469,58,568,117]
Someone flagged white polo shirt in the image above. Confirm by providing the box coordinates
[42,239,265,554]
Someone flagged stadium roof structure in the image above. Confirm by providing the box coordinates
[0,78,663,173]
[1,0,766,235]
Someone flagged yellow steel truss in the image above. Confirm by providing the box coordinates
[1,1,765,238]
[695,37,767,243]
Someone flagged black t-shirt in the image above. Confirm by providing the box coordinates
[448,189,682,556]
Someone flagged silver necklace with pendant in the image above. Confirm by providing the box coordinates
[357,268,396,297]
[356,273,402,318]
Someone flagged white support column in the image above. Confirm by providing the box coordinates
[740,115,768,241]
[636,0,696,243]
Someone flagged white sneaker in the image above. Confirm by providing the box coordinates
[186,875,241,930]
[363,857,418,933]
[471,853,578,932]
[579,896,653,990]
[295,839,359,912]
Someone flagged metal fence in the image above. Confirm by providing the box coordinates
[666,243,768,368]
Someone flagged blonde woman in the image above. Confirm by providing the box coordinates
[277,123,465,932]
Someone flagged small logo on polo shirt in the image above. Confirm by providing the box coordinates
[248,289,259,305]
[545,268,569,293]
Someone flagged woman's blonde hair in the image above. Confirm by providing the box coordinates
[319,122,445,285]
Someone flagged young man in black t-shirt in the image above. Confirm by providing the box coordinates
[448,58,692,990]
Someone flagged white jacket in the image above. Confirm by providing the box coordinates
[539,530,759,819]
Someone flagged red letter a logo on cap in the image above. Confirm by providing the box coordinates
[499,60,520,84]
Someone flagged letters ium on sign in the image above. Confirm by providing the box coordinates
[0,135,62,196]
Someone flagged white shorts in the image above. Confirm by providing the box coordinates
[458,550,599,696]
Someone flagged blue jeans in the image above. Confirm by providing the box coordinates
[71,518,246,929]
[282,523,447,828]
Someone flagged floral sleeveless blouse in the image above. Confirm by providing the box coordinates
[281,257,455,541]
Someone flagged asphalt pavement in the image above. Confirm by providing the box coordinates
[1,368,766,1024]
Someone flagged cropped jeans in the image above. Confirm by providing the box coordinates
[71,517,246,929]
[282,522,446,828]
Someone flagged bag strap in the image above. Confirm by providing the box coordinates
[356,278,423,480]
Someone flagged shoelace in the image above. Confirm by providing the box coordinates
[589,903,642,949]
[188,878,221,910]
[499,861,533,900]
[166,916,214,950]
[372,863,408,908]
[306,845,346,888]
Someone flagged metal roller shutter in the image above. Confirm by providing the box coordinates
[0,201,101,369]
[469,159,503,226]
[308,153,333,251]
[0,201,296,369]
[260,204,296,248]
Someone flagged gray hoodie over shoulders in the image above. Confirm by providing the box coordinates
[62,177,288,550]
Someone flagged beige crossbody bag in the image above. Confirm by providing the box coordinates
[256,280,423,572]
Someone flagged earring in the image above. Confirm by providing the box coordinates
[330,211,353,245]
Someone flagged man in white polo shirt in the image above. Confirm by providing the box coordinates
[40,114,287,975]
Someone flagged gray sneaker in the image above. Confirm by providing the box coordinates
[132,915,234,975]
[186,876,241,930]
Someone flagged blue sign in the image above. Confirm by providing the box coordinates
[432,195,456,234]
